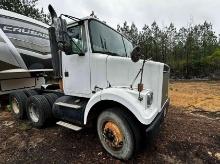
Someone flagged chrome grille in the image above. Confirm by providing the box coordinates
[161,65,170,107]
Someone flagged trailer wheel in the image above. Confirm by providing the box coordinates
[26,95,51,128]
[9,91,28,119]
[97,108,135,160]
[24,89,39,97]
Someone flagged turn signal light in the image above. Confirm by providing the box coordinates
[138,83,144,92]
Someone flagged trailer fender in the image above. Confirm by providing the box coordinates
[84,88,158,125]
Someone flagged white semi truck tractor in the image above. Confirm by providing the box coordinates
[9,5,170,160]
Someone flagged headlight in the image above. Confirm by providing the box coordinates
[146,91,153,107]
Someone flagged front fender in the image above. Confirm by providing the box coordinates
[84,88,160,125]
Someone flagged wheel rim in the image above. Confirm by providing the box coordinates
[28,103,39,123]
[11,98,20,114]
[102,121,124,151]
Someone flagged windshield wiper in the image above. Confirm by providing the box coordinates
[104,51,120,57]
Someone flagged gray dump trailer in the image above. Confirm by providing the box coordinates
[0,9,52,95]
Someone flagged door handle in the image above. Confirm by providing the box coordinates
[64,71,69,77]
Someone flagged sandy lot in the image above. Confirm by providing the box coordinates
[170,80,220,112]
[0,81,219,164]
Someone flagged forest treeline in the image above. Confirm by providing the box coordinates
[0,0,50,24]
[117,21,220,79]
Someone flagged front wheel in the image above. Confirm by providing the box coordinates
[97,108,135,160]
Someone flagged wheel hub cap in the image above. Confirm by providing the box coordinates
[103,121,124,149]
[12,98,20,114]
[28,103,39,123]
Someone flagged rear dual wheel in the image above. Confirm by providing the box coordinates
[9,91,28,119]
[9,91,58,128]
[9,90,40,119]
[23,89,38,97]
[43,93,59,108]
[26,95,51,128]
[26,93,58,128]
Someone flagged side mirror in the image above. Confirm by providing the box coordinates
[48,5,72,55]
[131,46,142,62]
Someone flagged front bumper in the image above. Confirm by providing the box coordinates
[145,98,170,134]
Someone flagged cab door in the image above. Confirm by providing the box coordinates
[89,20,129,91]
[62,22,91,97]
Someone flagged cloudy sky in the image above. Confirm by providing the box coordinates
[38,0,220,34]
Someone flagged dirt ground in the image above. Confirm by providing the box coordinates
[0,81,220,164]
[170,80,220,112]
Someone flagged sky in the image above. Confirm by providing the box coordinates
[37,0,220,34]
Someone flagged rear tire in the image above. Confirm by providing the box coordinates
[26,95,51,128]
[97,108,135,160]
[43,93,59,121]
[43,93,59,108]
[24,89,39,97]
[9,91,28,119]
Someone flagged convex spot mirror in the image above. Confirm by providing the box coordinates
[48,5,73,55]
[131,46,142,63]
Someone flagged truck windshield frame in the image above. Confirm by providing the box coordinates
[88,19,133,57]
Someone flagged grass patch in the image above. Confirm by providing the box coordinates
[6,105,11,112]
[18,122,32,131]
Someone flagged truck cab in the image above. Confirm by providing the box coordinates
[9,6,170,160]
[62,18,134,97]
[51,15,169,123]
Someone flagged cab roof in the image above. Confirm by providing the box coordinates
[67,16,133,43]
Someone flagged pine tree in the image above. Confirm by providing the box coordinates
[0,0,50,24]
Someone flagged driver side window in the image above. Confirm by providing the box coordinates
[68,24,87,54]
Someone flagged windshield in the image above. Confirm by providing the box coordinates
[89,20,133,57]
[123,37,133,57]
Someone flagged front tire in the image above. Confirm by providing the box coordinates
[97,108,135,160]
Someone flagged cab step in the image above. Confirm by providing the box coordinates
[56,121,82,131]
